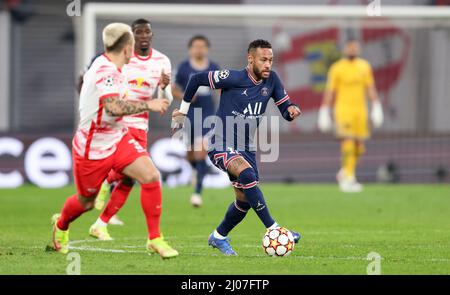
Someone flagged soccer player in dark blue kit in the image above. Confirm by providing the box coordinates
[172,39,302,255]
[173,35,220,207]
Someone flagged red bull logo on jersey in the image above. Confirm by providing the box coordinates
[128,77,151,89]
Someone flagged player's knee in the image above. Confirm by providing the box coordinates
[356,143,366,156]
[139,170,160,184]
[238,167,257,185]
[235,199,251,212]
[234,188,246,201]
[77,194,95,210]
[341,139,356,155]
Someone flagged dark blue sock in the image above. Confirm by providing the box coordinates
[216,200,251,237]
[194,159,208,194]
[239,168,275,228]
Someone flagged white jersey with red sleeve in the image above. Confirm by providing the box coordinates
[121,48,171,131]
[72,54,128,160]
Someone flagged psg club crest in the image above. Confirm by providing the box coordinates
[261,87,269,96]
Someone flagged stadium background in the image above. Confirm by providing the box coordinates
[0,0,449,188]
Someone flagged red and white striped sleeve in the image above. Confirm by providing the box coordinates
[95,64,120,100]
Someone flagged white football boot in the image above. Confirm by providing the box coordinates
[108,214,124,226]
[337,169,363,193]
[190,193,203,207]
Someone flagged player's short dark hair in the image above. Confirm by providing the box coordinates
[188,35,210,48]
[105,32,133,53]
[131,18,151,31]
[248,39,272,53]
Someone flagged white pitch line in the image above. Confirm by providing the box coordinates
[62,237,450,263]
[69,246,147,253]
[36,243,450,263]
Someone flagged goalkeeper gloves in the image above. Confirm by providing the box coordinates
[371,100,384,128]
[318,105,332,132]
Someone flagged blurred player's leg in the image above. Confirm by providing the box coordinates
[335,113,362,192]
[341,139,357,180]
[338,139,365,193]
[122,155,178,258]
[190,137,209,207]
[355,141,365,167]
[90,178,134,240]
[95,181,110,210]
[94,171,124,225]
[335,111,363,193]
[95,171,120,210]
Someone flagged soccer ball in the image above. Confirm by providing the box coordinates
[262,227,295,257]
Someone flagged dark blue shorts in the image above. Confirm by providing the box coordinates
[208,149,259,189]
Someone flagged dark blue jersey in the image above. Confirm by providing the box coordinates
[175,59,220,118]
[182,67,298,152]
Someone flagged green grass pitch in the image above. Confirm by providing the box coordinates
[0,184,449,274]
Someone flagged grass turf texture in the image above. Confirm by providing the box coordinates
[0,184,449,274]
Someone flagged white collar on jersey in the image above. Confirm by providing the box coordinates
[133,48,153,61]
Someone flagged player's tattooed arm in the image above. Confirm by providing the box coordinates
[103,96,169,116]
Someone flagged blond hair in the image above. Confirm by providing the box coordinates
[102,23,133,53]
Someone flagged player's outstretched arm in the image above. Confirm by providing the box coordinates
[271,71,301,122]
[103,96,169,117]
[182,72,211,103]
[181,69,236,105]
[172,69,236,130]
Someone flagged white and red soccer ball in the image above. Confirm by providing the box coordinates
[262,227,295,257]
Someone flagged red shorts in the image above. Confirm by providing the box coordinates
[128,127,148,149]
[72,131,148,197]
[106,127,148,184]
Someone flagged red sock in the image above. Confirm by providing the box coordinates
[57,194,87,230]
[100,180,132,223]
[106,170,122,184]
[140,181,162,240]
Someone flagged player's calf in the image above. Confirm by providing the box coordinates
[77,194,96,210]
[237,167,277,229]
